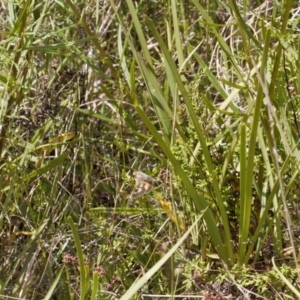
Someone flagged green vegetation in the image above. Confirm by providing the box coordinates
[1,0,300,299]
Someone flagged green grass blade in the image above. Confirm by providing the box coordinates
[135,105,228,262]
[238,123,250,264]
[91,272,99,300]
[43,268,64,300]
[146,18,233,260]
[272,257,300,298]
[68,216,89,300]
[120,213,204,300]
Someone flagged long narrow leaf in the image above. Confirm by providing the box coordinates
[146,18,233,260]
[120,214,204,300]
[135,105,228,262]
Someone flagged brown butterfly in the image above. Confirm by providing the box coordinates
[132,171,155,198]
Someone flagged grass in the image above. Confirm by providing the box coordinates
[1,0,300,299]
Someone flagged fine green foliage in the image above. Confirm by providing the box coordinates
[1,0,300,299]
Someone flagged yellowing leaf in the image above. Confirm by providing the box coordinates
[154,192,185,230]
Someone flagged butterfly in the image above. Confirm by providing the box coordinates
[132,171,155,198]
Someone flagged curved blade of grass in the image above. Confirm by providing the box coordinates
[120,213,204,300]
[272,257,300,298]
